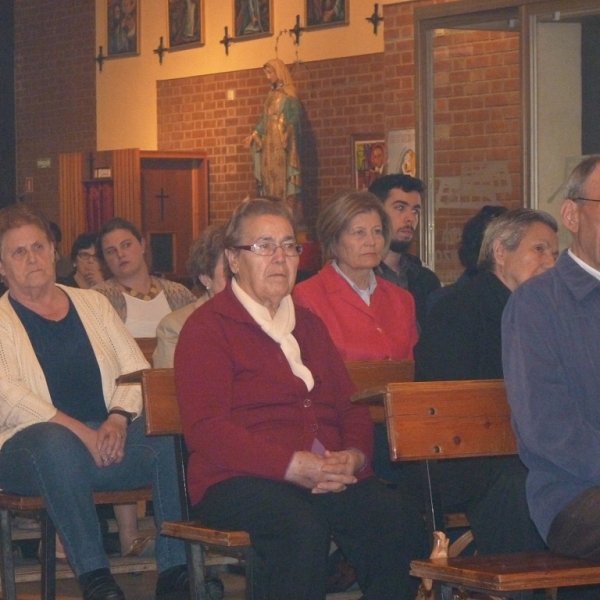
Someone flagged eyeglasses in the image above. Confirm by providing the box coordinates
[575,197,600,204]
[77,251,99,261]
[232,241,303,257]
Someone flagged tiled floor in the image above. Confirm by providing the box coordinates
[16,570,246,599]
[16,568,362,599]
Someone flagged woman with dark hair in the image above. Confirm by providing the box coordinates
[59,233,105,290]
[427,204,508,311]
[94,217,196,335]
[94,217,196,558]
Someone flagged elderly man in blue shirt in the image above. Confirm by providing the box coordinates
[503,154,600,599]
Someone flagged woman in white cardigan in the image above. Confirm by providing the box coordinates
[0,204,189,600]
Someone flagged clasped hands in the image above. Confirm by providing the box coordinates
[80,413,128,469]
[285,449,365,494]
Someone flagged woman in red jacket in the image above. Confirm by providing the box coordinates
[175,198,426,600]
[293,189,417,362]
[293,189,419,520]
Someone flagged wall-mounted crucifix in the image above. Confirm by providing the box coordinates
[155,188,170,220]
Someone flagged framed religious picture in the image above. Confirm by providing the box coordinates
[306,0,348,29]
[107,0,140,57]
[168,0,203,49]
[351,134,386,191]
[233,0,273,40]
[387,129,416,176]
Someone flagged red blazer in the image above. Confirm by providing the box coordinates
[292,263,418,361]
[174,283,374,506]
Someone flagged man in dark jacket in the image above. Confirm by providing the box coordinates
[369,174,440,329]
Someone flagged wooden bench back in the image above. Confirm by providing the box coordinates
[135,337,158,367]
[345,360,415,423]
[139,368,181,436]
[381,379,516,462]
[123,361,413,437]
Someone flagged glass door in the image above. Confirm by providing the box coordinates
[525,0,600,249]
[416,6,521,283]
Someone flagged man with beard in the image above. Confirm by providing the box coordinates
[369,174,440,329]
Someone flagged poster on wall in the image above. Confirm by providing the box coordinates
[233,0,273,40]
[387,129,416,177]
[306,0,348,29]
[107,0,139,57]
[168,0,203,49]
[351,134,386,191]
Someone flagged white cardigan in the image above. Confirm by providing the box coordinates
[0,285,149,451]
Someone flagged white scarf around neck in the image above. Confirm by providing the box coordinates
[232,278,314,392]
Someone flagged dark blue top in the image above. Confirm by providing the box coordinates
[502,250,600,540]
[10,294,108,423]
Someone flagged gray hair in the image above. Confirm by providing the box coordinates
[478,208,558,272]
[224,198,295,249]
[564,155,600,202]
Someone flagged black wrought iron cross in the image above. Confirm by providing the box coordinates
[220,26,234,56]
[290,15,305,46]
[155,188,170,220]
[95,46,106,72]
[366,3,384,35]
[154,37,167,65]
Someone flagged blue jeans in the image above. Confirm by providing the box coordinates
[0,417,186,576]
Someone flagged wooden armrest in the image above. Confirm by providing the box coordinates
[116,369,147,385]
[351,386,388,405]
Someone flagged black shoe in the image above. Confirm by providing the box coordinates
[80,568,125,600]
[155,565,189,600]
[205,576,225,600]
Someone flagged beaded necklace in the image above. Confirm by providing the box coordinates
[120,278,160,301]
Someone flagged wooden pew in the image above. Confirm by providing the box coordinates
[370,379,600,598]
[122,362,414,600]
[120,368,254,600]
[345,359,414,423]
[135,337,157,367]
[0,486,152,600]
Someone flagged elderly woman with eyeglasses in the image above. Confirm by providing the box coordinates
[175,198,426,600]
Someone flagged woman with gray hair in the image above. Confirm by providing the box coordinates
[175,197,427,600]
[416,207,559,381]
[412,207,558,557]
[293,189,418,361]
[153,224,227,368]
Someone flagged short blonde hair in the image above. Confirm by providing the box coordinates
[317,190,391,263]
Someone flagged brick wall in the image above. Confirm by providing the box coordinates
[157,54,385,234]
[383,1,522,282]
[13,0,524,283]
[15,0,96,223]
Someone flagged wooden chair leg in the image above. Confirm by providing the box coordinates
[244,546,259,600]
[188,542,207,600]
[0,509,17,600]
[40,510,56,600]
